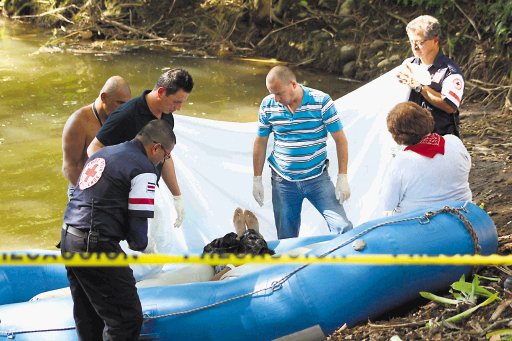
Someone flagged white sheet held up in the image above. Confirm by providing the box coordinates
[134,66,411,259]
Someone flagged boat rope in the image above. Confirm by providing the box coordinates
[0,326,76,339]
[318,202,481,257]
[145,203,480,321]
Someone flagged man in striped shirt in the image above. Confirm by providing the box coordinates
[253,66,353,239]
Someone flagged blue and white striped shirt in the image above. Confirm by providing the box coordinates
[257,85,343,181]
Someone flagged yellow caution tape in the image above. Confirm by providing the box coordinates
[0,253,512,267]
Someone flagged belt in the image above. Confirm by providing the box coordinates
[62,224,117,242]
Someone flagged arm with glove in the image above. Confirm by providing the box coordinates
[331,129,350,204]
[397,63,456,114]
[397,62,431,92]
[252,135,269,206]
[162,157,185,228]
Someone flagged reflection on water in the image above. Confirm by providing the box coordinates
[0,18,359,250]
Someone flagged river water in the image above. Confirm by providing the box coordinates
[0,18,358,250]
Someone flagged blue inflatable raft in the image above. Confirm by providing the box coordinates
[0,202,498,340]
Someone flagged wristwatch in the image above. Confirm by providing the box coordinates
[414,84,423,93]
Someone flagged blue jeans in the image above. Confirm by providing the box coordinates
[271,170,353,239]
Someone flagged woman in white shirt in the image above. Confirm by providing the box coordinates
[381,101,472,215]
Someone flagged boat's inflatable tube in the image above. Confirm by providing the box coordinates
[0,235,335,305]
[0,250,68,305]
[0,202,498,340]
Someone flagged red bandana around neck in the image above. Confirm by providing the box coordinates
[404,133,445,158]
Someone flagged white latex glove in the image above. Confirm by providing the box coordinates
[173,195,185,228]
[406,63,432,85]
[397,63,431,90]
[335,174,351,204]
[397,66,421,90]
[253,176,264,207]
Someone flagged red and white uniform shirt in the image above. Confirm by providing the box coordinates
[64,139,157,244]
[406,51,464,137]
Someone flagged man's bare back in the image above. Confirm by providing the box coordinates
[62,76,131,190]
[62,105,103,186]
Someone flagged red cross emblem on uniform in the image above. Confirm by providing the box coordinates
[79,158,106,190]
[453,78,463,90]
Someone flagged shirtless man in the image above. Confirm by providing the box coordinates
[62,76,131,197]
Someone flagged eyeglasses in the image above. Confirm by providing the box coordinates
[409,38,433,47]
[153,141,171,160]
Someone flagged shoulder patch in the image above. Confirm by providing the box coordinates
[453,77,463,90]
[79,158,106,190]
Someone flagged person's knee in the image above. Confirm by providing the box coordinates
[133,311,144,327]
[112,308,143,335]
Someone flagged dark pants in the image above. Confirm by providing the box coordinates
[60,229,143,341]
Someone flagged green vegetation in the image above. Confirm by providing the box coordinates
[420,274,499,323]
[487,329,512,341]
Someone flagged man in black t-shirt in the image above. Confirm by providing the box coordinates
[87,68,193,227]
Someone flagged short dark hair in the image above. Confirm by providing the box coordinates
[155,68,194,96]
[387,101,434,145]
[267,65,297,83]
[137,119,176,150]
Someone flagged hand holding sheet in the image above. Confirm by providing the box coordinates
[397,63,431,90]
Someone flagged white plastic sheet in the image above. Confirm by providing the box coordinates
[125,67,411,272]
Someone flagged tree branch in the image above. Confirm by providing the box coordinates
[454,0,481,41]
[257,17,317,47]
[11,4,78,24]
[385,10,408,26]
[101,17,168,42]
